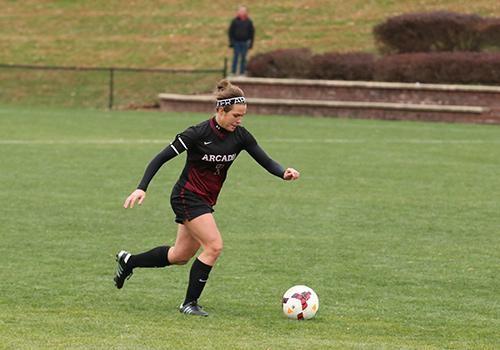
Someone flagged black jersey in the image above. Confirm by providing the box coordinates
[137,117,285,206]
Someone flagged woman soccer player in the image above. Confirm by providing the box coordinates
[115,79,300,316]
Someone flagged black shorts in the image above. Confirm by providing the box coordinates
[170,184,214,224]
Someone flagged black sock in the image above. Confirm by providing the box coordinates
[183,258,212,305]
[127,246,170,269]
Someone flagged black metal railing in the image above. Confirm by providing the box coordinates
[0,59,228,109]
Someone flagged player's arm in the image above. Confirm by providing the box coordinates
[244,133,300,181]
[123,135,190,208]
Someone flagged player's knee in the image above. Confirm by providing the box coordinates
[207,241,223,259]
[169,249,194,265]
[177,260,189,265]
[175,257,190,265]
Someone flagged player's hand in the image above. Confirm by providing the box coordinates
[283,168,300,181]
[123,189,146,208]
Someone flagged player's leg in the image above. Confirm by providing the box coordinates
[179,213,223,316]
[127,223,201,267]
[114,225,200,289]
[114,245,169,289]
[185,213,223,266]
[167,224,201,265]
[114,243,170,289]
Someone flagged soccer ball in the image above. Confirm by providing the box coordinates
[282,285,319,320]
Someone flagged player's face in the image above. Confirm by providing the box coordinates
[218,104,247,132]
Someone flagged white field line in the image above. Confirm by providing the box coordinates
[0,139,168,145]
[0,138,499,145]
[267,138,500,144]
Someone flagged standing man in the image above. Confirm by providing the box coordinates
[228,5,254,76]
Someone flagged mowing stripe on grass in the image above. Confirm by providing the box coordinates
[0,139,499,145]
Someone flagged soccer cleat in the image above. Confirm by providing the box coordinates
[179,301,209,317]
[114,250,133,289]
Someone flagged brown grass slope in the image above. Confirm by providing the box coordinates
[1,0,499,69]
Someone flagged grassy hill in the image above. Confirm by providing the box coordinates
[2,0,500,69]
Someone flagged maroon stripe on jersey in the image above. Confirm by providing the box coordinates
[209,118,226,139]
[184,165,224,206]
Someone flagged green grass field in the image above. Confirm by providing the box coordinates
[0,106,499,349]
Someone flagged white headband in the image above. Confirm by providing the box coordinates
[216,96,246,108]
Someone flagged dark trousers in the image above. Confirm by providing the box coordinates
[231,41,249,75]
